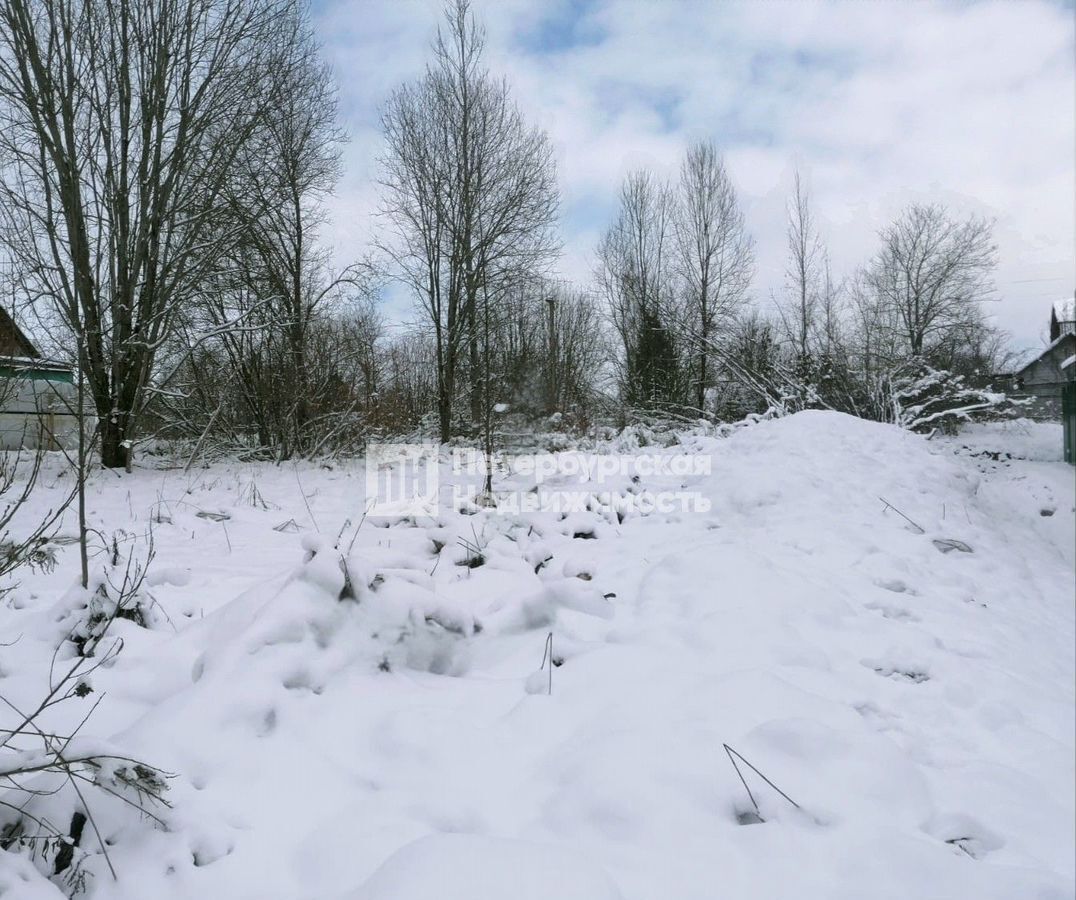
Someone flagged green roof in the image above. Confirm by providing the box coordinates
[0,364,73,384]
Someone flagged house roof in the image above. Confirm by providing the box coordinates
[0,306,39,358]
[1003,346,1042,373]
[1054,296,1076,324]
[0,355,68,370]
[0,356,73,384]
[1013,331,1076,377]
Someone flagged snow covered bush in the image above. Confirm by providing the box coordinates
[0,448,70,603]
[0,614,170,894]
[51,535,162,658]
[2,529,169,894]
[874,358,1016,433]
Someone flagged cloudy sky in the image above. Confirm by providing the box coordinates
[313,0,1075,349]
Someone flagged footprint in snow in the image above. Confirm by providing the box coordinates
[852,702,909,738]
[873,577,918,595]
[863,660,930,683]
[864,601,919,622]
[256,707,278,737]
[924,812,1005,860]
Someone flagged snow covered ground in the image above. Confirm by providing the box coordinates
[1,412,1073,899]
[947,418,1067,463]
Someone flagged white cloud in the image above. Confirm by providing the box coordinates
[315,0,1075,346]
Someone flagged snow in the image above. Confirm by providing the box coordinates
[347,833,624,900]
[1054,296,1075,324]
[1,411,1073,899]
[948,418,1064,462]
[0,850,65,899]
[1062,354,1075,370]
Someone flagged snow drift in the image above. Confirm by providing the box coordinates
[0,411,1072,899]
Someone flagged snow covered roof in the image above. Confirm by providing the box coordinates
[1004,346,1042,373]
[0,354,70,371]
[1054,296,1076,324]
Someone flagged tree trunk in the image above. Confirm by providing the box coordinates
[468,290,481,426]
[438,391,452,444]
[292,342,309,453]
[545,294,557,414]
[100,415,128,470]
[696,350,707,412]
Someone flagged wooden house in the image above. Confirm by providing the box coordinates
[1050,295,1076,341]
[997,297,1076,421]
[0,307,77,450]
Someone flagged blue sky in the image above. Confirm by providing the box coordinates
[314,0,1075,348]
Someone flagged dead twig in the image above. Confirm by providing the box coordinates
[539,632,554,696]
[878,497,925,534]
[722,743,801,818]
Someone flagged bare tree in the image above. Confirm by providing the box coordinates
[534,283,605,418]
[217,7,362,456]
[426,275,602,426]
[778,171,825,376]
[809,257,858,410]
[848,269,900,389]
[0,0,301,467]
[379,330,439,433]
[379,0,559,442]
[863,203,997,360]
[379,77,458,441]
[675,141,754,412]
[597,169,685,411]
[150,279,382,461]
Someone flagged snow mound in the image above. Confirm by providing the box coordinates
[0,410,1071,899]
[0,850,65,899]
